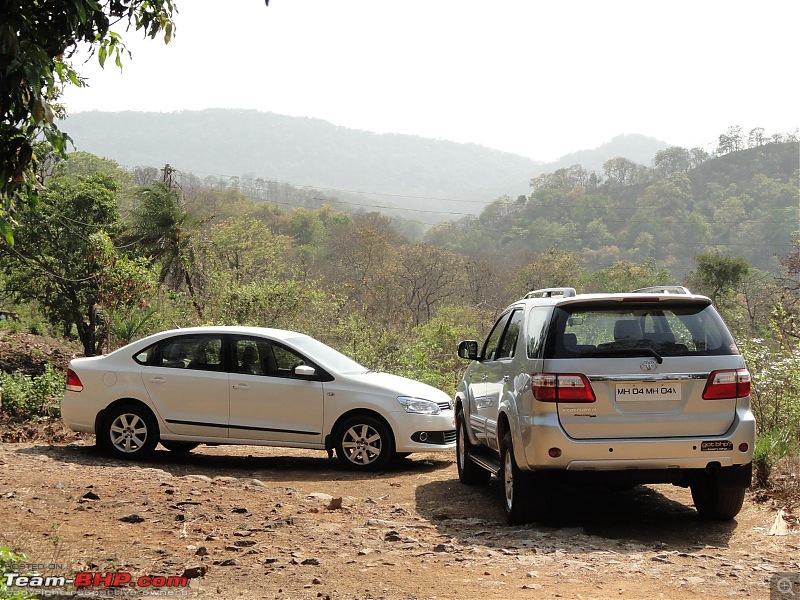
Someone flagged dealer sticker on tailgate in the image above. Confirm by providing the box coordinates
[616,382,681,401]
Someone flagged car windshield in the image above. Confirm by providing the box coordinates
[546,301,738,359]
[287,336,368,374]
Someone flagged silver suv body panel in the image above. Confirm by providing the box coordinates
[455,289,755,517]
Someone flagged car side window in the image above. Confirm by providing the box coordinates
[158,335,223,371]
[526,307,551,358]
[234,338,271,375]
[482,312,512,361]
[496,309,524,360]
[232,337,312,379]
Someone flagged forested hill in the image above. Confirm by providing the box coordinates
[61,109,665,215]
[426,141,799,275]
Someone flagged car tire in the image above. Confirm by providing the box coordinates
[160,441,200,454]
[690,479,746,520]
[101,403,159,461]
[456,410,490,485]
[335,414,395,471]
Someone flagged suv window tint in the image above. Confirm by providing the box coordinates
[496,309,524,360]
[526,306,551,358]
[547,302,737,358]
[482,312,512,361]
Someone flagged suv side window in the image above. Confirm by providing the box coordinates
[526,307,551,358]
[482,312,512,361]
[496,309,524,360]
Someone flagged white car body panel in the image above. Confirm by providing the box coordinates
[62,326,455,462]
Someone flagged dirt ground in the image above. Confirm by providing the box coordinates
[1,434,798,600]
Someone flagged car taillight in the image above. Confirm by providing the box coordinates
[65,368,83,392]
[531,373,596,403]
[702,369,750,400]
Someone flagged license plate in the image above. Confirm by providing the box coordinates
[615,382,681,401]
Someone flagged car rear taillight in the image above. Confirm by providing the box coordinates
[65,368,83,392]
[531,373,596,403]
[702,369,750,400]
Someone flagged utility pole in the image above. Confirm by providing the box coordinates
[161,163,176,188]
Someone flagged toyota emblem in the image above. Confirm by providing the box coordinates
[640,359,657,372]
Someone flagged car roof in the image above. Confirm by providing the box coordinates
[158,325,309,339]
[127,326,313,349]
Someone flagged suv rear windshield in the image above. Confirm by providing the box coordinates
[544,301,738,359]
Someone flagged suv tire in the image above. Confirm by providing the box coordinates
[501,431,536,524]
[456,410,491,485]
[690,479,746,520]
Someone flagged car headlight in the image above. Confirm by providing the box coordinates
[396,396,441,415]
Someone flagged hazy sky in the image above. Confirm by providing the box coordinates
[61,0,799,162]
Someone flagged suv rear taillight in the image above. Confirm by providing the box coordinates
[65,368,83,392]
[702,369,750,400]
[531,373,596,403]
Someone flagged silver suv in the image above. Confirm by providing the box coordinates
[455,286,754,523]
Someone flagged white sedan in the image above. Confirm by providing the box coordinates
[62,326,456,470]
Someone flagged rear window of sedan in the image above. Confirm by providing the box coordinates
[544,301,739,359]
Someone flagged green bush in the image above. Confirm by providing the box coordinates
[753,429,798,488]
[0,364,64,419]
[741,340,800,437]
[0,545,33,599]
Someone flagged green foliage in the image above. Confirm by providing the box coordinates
[753,429,797,488]
[0,171,153,355]
[0,0,176,242]
[582,259,673,293]
[394,305,486,393]
[110,306,158,349]
[0,545,33,599]
[741,340,800,437]
[0,363,63,419]
[689,252,751,305]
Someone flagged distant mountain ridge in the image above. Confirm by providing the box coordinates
[61,109,668,215]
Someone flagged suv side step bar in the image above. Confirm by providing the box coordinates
[468,452,501,476]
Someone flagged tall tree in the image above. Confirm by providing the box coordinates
[0,0,177,242]
[689,252,750,305]
[126,183,202,316]
[0,172,151,354]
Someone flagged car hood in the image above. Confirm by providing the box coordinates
[341,371,450,402]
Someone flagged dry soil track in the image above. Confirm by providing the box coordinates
[1,441,798,599]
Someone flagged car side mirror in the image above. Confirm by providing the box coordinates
[458,340,479,360]
[294,364,317,377]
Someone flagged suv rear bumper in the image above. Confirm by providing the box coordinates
[516,406,755,474]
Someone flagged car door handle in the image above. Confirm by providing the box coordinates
[232,383,250,390]
[148,377,166,384]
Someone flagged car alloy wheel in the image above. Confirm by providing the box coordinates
[102,403,158,460]
[335,415,394,471]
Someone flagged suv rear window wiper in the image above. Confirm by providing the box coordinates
[589,347,664,363]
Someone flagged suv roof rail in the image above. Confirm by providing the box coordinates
[524,287,577,299]
[631,285,692,295]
